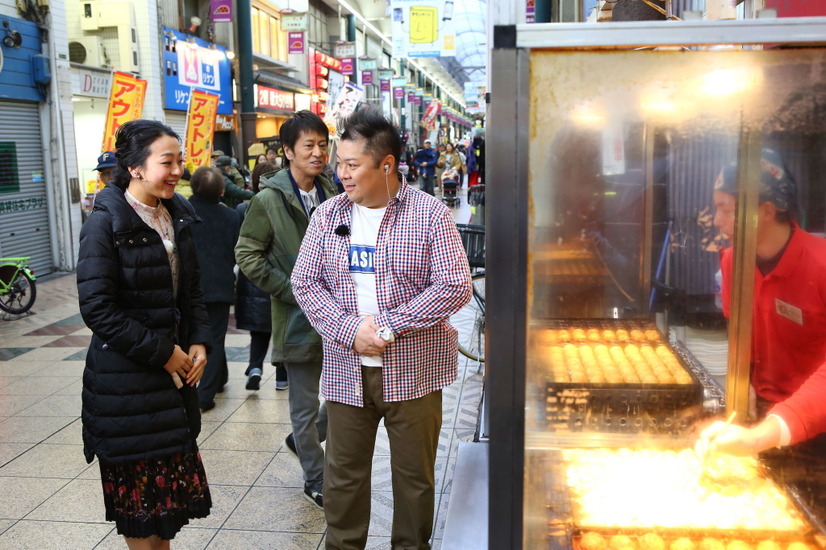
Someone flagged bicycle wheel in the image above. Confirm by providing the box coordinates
[451,272,485,363]
[0,271,36,314]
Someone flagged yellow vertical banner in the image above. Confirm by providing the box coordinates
[184,89,220,172]
[102,72,148,153]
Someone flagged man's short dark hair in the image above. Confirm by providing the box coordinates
[339,107,401,169]
[280,110,328,153]
[190,166,225,199]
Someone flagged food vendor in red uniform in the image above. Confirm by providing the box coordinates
[698,149,826,456]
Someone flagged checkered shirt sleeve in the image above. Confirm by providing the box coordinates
[292,181,472,406]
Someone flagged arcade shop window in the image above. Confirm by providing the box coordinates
[0,143,20,194]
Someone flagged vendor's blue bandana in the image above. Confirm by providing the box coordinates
[714,148,797,212]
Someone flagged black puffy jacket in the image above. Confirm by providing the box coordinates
[77,185,211,464]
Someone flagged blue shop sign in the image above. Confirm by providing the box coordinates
[162,27,232,115]
[0,17,46,102]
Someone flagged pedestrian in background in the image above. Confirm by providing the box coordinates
[235,110,337,510]
[292,107,472,548]
[413,140,437,196]
[77,119,212,546]
[188,166,242,411]
[215,155,253,209]
[93,151,117,190]
[235,161,289,392]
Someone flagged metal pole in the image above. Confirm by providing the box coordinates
[237,0,256,159]
[346,14,356,42]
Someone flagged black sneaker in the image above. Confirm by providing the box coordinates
[284,433,297,457]
[245,368,262,391]
[303,485,323,510]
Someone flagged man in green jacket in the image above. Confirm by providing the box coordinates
[235,110,336,510]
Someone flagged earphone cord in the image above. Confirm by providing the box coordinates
[385,170,391,202]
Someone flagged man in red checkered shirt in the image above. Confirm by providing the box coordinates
[292,107,472,549]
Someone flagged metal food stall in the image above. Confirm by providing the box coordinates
[485,14,826,550]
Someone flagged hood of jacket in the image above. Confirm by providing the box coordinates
[258,167,337,217]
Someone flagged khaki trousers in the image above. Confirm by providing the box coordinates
[325,366,442,550]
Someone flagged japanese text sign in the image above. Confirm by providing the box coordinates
[288,32,305,54]
[256,85,295,111]
[390,0,456,58]
[210,0,232,22]
[162,27,233,115]
[184,90,219,172]
[102,72,147,153]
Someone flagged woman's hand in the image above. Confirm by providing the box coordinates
[163,344,193,380]
[186,344,207,386]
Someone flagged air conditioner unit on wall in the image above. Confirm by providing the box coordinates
[79,1,140,74]
[68,36,106,66]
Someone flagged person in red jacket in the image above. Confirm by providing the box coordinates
[697,149,826,456]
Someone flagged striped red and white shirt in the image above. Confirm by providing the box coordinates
[291,179,472,406]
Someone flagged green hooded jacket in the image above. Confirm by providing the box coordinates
[234,168,337,363]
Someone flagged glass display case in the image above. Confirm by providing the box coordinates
[486,18,826,550]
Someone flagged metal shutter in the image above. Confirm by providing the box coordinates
[0,101,52,275]
[165,111,187,144]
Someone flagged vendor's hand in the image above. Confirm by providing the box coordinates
[163,344,193,380]
[696,421,757,457]
[186,344,207,386]
[696,416,783,458]
[353,315,387,356]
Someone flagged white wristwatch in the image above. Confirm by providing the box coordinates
[376,327,395,343]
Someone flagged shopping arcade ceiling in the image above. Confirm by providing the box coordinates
[438,0,487,88]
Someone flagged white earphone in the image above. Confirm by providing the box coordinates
[384,164,389,173]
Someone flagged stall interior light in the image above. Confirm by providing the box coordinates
[641,100,676,113]
[701,66,763,97]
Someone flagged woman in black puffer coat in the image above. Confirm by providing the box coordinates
[235,161,288,391]
[77,120,212,545]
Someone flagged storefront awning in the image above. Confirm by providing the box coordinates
[253,71,313,95]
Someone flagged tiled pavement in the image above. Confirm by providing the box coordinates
[0,188,484,549]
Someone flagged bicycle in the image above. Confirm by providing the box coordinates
[451,224,485,363]
[0,257,37,314]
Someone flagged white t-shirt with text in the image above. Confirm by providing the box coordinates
[348,202,386,366]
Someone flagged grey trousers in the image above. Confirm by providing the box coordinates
[284,359,327,491]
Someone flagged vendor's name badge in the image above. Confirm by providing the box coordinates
[775,299,803,325]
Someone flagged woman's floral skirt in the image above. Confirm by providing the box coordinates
[98,448,211,540]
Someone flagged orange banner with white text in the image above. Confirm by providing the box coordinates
[102,72,147,153]
[184,89,220,172]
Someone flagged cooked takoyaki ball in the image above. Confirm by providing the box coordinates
[587,328,601,342]
[645,329,660,341]
[580,533,608,550]
[699,540,725,550]
[671,539,695,550]
[610,535,636,550]
[639,533,666,550]
[558,329,571,341]
[616,329,630,342]
[630,329,646,341]
[573,328,587,341]
[755,543,781,550]
[787,543,810,550]
[602,329,616,341]
[727,541,752,550]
